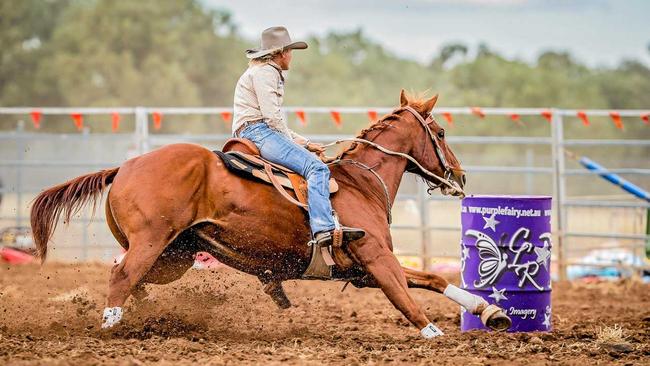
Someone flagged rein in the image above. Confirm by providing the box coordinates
[323,137,462,193]
[327,158,393,224]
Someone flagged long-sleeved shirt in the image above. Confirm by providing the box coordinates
[232,61,308,145]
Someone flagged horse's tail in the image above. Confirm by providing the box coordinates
[30,167,120,262]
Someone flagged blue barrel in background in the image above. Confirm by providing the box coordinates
[460,195,553,332]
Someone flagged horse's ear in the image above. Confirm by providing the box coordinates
[423,94,439,113]
[400,89,409,107]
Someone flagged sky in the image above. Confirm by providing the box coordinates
[203,0,650,67]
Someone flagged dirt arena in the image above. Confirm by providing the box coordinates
[1,262,649,365]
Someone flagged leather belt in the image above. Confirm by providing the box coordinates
[235,119,264,138]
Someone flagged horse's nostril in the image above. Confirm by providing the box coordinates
[461,174,467,186]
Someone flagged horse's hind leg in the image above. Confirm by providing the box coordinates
[102,233,168,329]
[402,267,511,331]
[259,279,292,309]
[132,246,196,304]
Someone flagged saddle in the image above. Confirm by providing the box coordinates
[214,138,348,280]
[215,138,339,209]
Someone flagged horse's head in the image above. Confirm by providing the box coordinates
[398,90,466,197]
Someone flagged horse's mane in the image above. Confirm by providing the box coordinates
[338,97,430,158]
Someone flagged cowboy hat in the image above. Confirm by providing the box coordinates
[246,26,308,59]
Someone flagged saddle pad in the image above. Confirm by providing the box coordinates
[213,150,339,193]
[214,150,295,190]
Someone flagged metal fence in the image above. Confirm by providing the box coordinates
[1,106,649,278]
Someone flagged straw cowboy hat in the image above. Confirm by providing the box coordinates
[246,26,308,59]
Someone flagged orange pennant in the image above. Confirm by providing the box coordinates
[71,113,83,131]
[609,111,623,130]
[220,111,232,123]
[111,112,120,132]
[641,113,649,125]
[471,107,485,118]
[152,112,162,130]
[367,110,378,122]
[295,110,306,125]
[330,110,342,127]
[441,112,453,127]
[577,111,590,126]
[541,110,553,123]
[30,110,42,129]
[509,113,523,126]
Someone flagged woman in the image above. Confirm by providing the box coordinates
[232,26,364,247]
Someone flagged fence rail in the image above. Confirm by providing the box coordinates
[1,106,649,278]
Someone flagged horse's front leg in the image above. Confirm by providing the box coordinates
[350,239,445,338]
[402,267,511,331]
[259,278,292,309]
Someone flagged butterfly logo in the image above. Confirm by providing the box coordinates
[465,229,508,288]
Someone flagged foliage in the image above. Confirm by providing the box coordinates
[0,0,648,138]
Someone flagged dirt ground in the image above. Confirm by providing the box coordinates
[1,262,649,365]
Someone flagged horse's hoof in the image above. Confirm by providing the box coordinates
[480,304,511,332]
[101,307,123,329]
[486,310,511,331]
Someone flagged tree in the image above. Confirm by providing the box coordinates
[0,0,71,105]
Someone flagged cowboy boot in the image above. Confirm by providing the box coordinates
[314,227,365,247]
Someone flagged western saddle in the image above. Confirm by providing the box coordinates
[216,138,338,209]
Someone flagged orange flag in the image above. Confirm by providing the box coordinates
[330,110,342,127]
[509,113,523,126]
[71,113,83,131]
[112,112,121,132]
[441,112,453,127]
[541,110,553,123]
[295,110,306,125]
[471,107,485,118]
[220,111,232,123]
[577,111,590,126]
[30,110,42,129]
[367,110,378,122]
[641,113,649,125]
[152,112,163,130]
[609,111,623,130]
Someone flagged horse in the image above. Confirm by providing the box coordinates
[30,90,511,338]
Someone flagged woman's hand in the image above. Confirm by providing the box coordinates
[305,142,326,154]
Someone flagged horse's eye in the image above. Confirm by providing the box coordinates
[437,129,445,139]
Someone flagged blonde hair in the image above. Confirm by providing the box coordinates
[248,48,284,66]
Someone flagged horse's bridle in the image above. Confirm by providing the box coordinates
[401,106,463,194]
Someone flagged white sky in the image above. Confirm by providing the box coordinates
[203,0,650,67]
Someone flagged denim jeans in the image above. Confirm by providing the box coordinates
[238,122,336,235]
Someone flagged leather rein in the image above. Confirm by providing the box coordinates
[323,106,466,224]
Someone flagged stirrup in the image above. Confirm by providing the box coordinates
[314,227,365,247]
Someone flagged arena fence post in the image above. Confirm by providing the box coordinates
[15,120,25,228]
[135,107,150,154]
[646,208,650,259]
[418,181,430,270]
[551,109,567,281]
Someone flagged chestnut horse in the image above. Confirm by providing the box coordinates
[30,91,511,338]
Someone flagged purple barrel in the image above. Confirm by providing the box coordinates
[460,195,553,332]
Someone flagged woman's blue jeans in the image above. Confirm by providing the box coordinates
[238,122,336,235]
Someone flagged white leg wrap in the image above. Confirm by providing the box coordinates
[101,307,123,329]
[444,284,487,314]
[420,323,444,338]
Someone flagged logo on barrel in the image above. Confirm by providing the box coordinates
[462,225,551,292]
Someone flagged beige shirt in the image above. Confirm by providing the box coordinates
[232,61,307,144]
